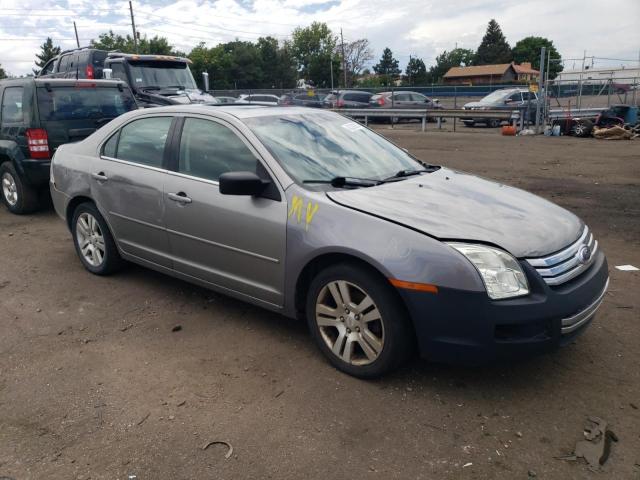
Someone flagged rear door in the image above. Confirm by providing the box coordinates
[393,92,413,108]
[36,83,137,152]
[90,115,174,267]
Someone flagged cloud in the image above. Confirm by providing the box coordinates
[1,0,638,76]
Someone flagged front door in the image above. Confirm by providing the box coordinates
[90,115,173,268]
[164,116,287,306]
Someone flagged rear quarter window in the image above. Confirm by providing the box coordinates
[1,87,26,124]
[37,86,137,121]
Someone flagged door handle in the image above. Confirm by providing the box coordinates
[168,192,192,204]
[92,172,108,182]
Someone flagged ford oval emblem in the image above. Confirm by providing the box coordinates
[577,245,591,264]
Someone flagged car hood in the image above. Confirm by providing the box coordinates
[326,168,582,258]
[464,101,492,108]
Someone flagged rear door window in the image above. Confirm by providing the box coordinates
[109,63,127,81]
[40,58,57,76]
[394,93,411,101]
[1,87,25,124]
[410,93,427,102]
[37,85,137,121]
[178,117,256,181]
[115,117,173,168]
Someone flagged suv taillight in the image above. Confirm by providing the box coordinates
[377,97,385,106]
[26,128,50,159]
[86,64,94,79]
[336,99,345,108]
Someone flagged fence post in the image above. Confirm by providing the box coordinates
[453,86,457,132]
[422,115,426,132]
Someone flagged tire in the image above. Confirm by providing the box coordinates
[305,263,414,378]
[487,118,501,128]
[0,162,40,214]
[571,119,593,137]
[71,202,124,275]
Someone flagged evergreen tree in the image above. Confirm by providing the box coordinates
[34,37,61,74]
[404,57,427,86]
[512,36,563,79]
[373,48,401,85]
[474,19,512,65]
[0,64,6,79]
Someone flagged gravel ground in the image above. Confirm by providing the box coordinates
[0,130,639,480]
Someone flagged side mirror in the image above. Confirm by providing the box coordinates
[219,171,268,196]
[103,68,113,80]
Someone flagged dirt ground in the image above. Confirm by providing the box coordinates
[1,130,639,480]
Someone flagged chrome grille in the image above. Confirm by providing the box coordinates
[525,226,598,286]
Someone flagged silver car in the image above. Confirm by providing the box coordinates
[50,106,609,378]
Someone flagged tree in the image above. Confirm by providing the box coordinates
[373,48,401,85]
[474,19,512,65]
[257,37,297,89]
[404,57,427,86]
[512,36,563,79]
[0,64,6,80]
[90,30,176,55]
[427,48,475,83]
[342,39,373,87]
[291,22,340,88]
[34,37,61,74]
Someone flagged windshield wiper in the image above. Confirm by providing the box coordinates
[166,85,186,89]
[141,86,161,90]
[382,169,427,182]
[303,176,381,188]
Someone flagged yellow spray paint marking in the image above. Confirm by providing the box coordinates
[288,194,319,231]
[305,202,319,231]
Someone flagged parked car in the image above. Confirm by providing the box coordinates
[37,47,107,80]
[278,94,294,106]
[369,91,443,122]
[236,94,280,106]
[211,96,238,104]
[50,106,608,378]
[462,88,537,127]
[40,48,216,107]
[0,78,137,214]
[291,93,327,108]
[323,90,373,109]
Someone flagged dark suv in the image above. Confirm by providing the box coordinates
[38,47,107,80]
[0,78,137,214]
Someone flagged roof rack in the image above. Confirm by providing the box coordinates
[57,45,96,56]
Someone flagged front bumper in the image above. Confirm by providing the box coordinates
[398,250,609,365]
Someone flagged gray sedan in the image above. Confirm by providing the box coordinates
[50,106,609,378]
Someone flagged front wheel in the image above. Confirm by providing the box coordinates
[71,202,124,275]
[306,263,414,378]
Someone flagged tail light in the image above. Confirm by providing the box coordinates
[336,99,345,108]
[26,128,50,159]
[377,97,385,106]
[86,64,94,79]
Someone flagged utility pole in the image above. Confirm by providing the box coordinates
[340,28,347,88]
[577,50,586,110]
[330,59,334,91]
[129,1,138,53]
[535,46,546,133]
[73,21,80,48]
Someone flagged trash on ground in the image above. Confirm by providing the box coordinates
[593,125,633,140]
[202,440,233,459]
[172,325,182,332]
[559,417,618,469]
[615,265,639,271]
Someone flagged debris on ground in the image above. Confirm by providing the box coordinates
[171,325,182,332]
[593,125,632,140]
[202,440,233,459]
[558,417,618,470]
[136,412,150,426]
[615,264,639,271]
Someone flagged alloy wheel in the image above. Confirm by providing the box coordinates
[76,212,106,267]
[1,172,18,206]
[315,280,385,366]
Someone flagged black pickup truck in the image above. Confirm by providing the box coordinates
[0,78,137,214]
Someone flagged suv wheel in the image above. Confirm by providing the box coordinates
[306,263,414,378]
[0,162,40,214]
[71,202,124,275]
[488,118,501,128]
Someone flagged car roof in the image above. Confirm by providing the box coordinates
[0,78,126,87]
[135,104,325,119]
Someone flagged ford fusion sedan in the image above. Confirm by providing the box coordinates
[49,106,609,378]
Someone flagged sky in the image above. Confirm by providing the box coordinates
[1,0,639,77]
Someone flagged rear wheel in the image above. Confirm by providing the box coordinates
[71,202,124,275]
[306,263,414,378]
[487,118,501,128]
[571,119,593,137]
[0,162,40,214]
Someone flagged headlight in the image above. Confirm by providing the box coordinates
[447,243,529,300]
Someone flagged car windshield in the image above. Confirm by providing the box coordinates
[36,86,137,121]
[478,90,511,104]
[127,61,197,89]
[244,112,425,185]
